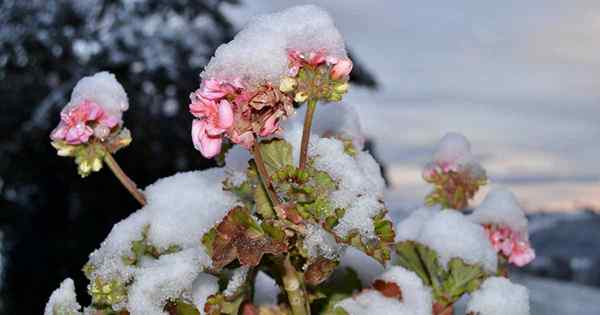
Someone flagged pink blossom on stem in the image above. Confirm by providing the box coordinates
[330,58,353,80]
[189,93,234,158]
[50,100,119,145]
[484,225,535,267]
[198,79,243,100]
[286,49,329,76]
[192,119,223,158]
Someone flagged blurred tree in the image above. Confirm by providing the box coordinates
[0,0,376,313]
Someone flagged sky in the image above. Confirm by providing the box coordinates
[225,1,600,212]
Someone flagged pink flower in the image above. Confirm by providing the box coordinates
[50,100,119,145]
[287,49,304,76]
[484,225,535,267]
[189,97,234,134]
[286,49,328,76]
[192,119,223,158]
[509,241,536,267]
[306,49,326,66]
[330,58,353,80]
[189,94,234,158]
[198,79,243,100]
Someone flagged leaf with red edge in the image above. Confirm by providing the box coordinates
[203,207,288,270]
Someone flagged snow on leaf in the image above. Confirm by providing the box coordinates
[394,241,489,307]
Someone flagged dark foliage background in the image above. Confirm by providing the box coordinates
[0,1,376,313]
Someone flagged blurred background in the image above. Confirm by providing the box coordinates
[0,0,599,314]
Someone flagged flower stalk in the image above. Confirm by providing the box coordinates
[103,151,146,206]
[299,99,317,170]
[280,255,310,315]
[252,144,281,207]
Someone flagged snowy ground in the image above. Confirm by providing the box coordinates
[225,0,600,213]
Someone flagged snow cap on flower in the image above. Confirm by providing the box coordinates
[50,71,129,145]
[471,187,529,237]
[466,277,530,315]
[432,132,475,172]
[471,188,535,267]
[201,5,347,87]
[67,71,129,120]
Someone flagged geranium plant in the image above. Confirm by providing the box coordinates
[44,5,534,315]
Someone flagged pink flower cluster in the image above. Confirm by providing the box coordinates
[50,100,120,145]
[484,224,536,267]
[190,79,294,158]
[287,49,353,79]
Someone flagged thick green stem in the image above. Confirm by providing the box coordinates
[103,152,146,206]
[281,255,310,315]
[252,144,281,207]
[299,99,317,170]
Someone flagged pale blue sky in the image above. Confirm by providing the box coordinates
[226,1,600,212]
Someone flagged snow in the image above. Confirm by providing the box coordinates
[44,278,82,315]
[224,145,251,186]
[304,223,344,260]
[396,209,498,273]
[192,273,219,315]
[339,247,384,286]
[336,266,433,315]
[86,168,239,313]
[253,271,280,305]
[336,290,406,315]
[87,209,150,282]
[67,71,129,120]
[201,5,347,87]
[433,132,474,167]
[301,103,366,150]
[127,248,209,315]
[144,168,238,250]
[223,266,250,297]
[375,267,433,315]
[395,206,438,242]
[471,187,529,238]
[466,277,530,315]
[282,117,387,241]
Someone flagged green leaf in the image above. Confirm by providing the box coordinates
[395,241,432,286]
[258,139,293,175]
[443,258,486,300]
[254,178,275,219]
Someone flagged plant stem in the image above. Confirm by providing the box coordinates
[299,99,317,170]
[433,302,454,315]
[103,151,146,206]
[252,144,280,207]
[281,255,310,315]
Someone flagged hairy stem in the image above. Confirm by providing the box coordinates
[103,152,146,206]
[299,99,317,170]
[281,255,310,315]
[252,144,280,207]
